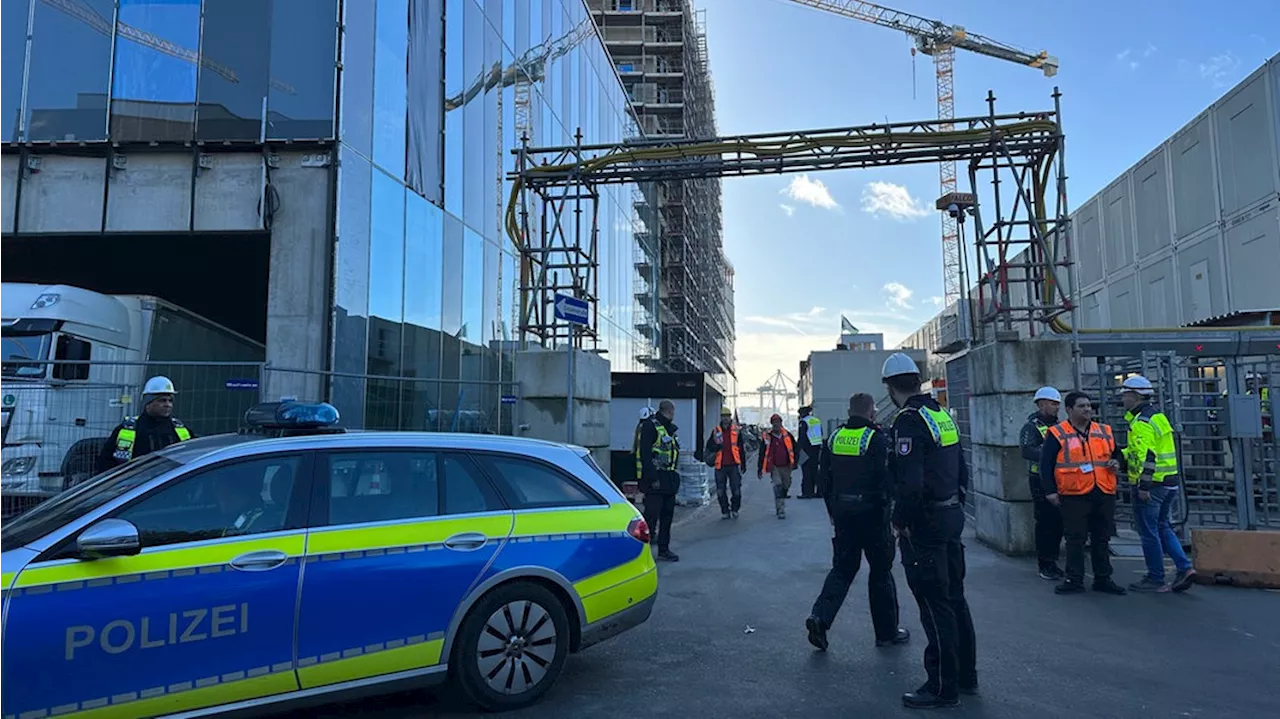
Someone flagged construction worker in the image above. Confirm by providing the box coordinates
[805,392,909,653]
[1020,386,1064,580]
[758,413,798,519]
[1119,376,1196,593]
[705,407,747,519]
[1039,391,1127,596]
[97,376,194,474]
[637,400,681,562]
[882,353,976,709]
[798,406,824,498]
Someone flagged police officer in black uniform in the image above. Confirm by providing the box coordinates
[805,392,909,651]
[882,353,977,709]
[96,375,194,475]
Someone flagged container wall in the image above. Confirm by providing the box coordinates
[1175,226,1228,324]
[1214,69,1280,218]
[1138,250,1175,328]
[1107,270,1139,330]
[1133,147,1173,261]
[1102,175,1136,273]
[1224,201,1280,310]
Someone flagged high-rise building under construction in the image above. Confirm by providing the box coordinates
[588,0,735,380]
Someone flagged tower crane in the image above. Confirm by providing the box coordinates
[786,0,1057,309]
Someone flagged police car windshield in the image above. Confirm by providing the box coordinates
[1,454,180,548]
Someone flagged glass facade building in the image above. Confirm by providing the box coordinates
[2,0,648,431]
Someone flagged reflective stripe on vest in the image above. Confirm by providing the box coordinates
[803,416,823,444]
[1124,408,1178,484]
[763,431,794,472]
[907,406,960,447]
[829,427,874,457]
[114,418,191,462]
[652,424,678,472]
[1047,420,1117,495]
[713,426,742,469]
[1029,422,1049,474]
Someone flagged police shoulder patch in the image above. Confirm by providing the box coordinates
[897,437,913,456]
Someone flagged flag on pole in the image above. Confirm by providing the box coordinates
[841,315,858,334]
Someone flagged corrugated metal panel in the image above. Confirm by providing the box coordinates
[1076,198,1104,287]
[1102,175,1135,271]
[1272,55,1280,151]
[1107,270,1139,329]
[1081,287,1107,329]
[1175,226,1227,325]
[1138,250,1175,328]
[1214,69,1280,217]
[1224,201,1280,310]
[1170,113,1219,239]
[1133,147,1172,260]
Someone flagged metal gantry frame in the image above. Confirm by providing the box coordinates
[508,91,1071,349]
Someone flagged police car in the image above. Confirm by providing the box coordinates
[0,402,657,717]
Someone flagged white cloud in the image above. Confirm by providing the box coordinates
[780,174,840,211]
[883,282,913,310]
[929,295,945,307]
[1143,43,1158,58]
[1199,51,1241,87]
[861,181,930,221]
[779,203,795,217]
[1116,48,1131,61]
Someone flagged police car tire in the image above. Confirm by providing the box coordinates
[452,581,571,711]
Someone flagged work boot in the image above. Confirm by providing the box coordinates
[730,510,739,519]
[1055,580,1085,595]
[657,549,680,562]
[1171,568,1197,593]
[1037,563,1064,581]
[876,628,911,647]
[775,498,786,519]
[721,511,732,520]
[1092,578,1127,595]
[959,675,979,696]
[902,686,959,710]
[1128,577,1169,593]
[805,616,828,651]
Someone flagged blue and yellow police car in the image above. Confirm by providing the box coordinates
[1,402,657,717]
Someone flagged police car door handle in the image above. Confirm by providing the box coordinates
[229,550,289,572]
[443,532,488,551]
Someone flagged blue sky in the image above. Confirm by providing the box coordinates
[698,0,1278,392]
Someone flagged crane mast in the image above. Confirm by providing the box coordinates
[787,0,1057,310]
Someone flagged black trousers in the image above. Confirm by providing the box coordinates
[800,451,820,497]
[899,506,977,699]
[642,492,676,551]
[715,466,743,513]
[810,509,900,642]
[1033,497,1064,568]
[1060,488,1116,585]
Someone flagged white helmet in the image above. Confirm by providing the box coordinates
[1121,375,1155,396]
[1033,386,1062,403]
[638,406,653,420]
[143,376,177,396]
[881,352,921,379]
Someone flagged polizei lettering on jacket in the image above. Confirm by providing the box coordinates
[64,603,249,660]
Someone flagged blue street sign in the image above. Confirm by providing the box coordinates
[225,379,259,391]
[553,292,590,326]
[500,395,518,405]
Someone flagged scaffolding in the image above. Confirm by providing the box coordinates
[589,0,732,375]
[507,93,1072,348]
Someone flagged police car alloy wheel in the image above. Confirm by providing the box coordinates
[453,581,571,710]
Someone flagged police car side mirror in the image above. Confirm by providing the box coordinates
[76,519,141,559]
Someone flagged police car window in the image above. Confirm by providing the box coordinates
[117,455,299,548]
[325,451,440,525]
[478,455,602,510]
[441,453,504,515]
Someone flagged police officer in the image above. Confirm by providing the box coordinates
[798,406,824,498]
[97,376,194,474]
[805,392,909,652]
[882,353,977,709]
[1021,386,1064,580]
[638,399,681,561]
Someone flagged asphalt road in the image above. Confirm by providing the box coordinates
[288,475,1280,718]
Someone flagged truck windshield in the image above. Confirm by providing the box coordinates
[0,454,180,548]
[1,331,52,378]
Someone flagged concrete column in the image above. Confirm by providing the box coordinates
[968,337,1074,555]
[515,348,612,469]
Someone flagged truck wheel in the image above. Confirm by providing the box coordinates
[60,439,104,490]
[452,581,570,712]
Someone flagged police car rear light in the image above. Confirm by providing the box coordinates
[244,401,341,430]
[627,517,650,544]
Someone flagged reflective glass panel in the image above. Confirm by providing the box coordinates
[111,0,201,142]
[481,20,502,241]
[441,212,464,337]
[24,0,113,142]
[1,0,29,142]
[461,0,484,229]
[369,169,406,328]
[443,0,464,216]
[332,146,372,427]
[340,0,375,155]
[197,0,270,141]
[404,190,443,414]
[373,0,408,177]
[461,228,483,380]
[267,0,339,140]
[407,0,444,201]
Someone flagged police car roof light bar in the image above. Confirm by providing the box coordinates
[243,401,341,431]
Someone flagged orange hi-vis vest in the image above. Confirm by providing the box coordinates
[712,425,742,469]
[763,431,795,473]
[1047,420,1117,496]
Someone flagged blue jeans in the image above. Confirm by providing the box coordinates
[1133,484,1191,581]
